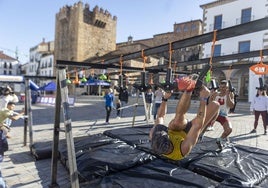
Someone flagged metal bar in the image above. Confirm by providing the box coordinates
[58,68,79,188]
[56,60,147,72]
[117,103,138,110]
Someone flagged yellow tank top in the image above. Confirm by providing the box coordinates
[163,129,187,160]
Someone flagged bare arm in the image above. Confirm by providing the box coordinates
[226,91,235,108]
[149,92,171,140]
[181,86,210,156]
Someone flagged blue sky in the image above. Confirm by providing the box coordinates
[0,0,212,63]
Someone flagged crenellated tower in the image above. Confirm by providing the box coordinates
[54,1,117,62]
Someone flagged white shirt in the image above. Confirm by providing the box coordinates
[215,95,230,117]
[154,89,164,104]
[250,95,268,112]
[0,94,19,109]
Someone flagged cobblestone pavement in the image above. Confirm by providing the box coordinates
[1,96,267,187]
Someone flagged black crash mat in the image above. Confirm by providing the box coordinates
[31,141,54,160]
[103,125,152,146]
[31,133,115,161]
[73,140,154,182]
[188,144,268,187]
[80,159,219,188]
[103,125,216,166]
[59,133,116,165]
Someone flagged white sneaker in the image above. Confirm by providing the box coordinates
[207,126,214,131]
[116,116,121,119]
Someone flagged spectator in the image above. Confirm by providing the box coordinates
[153,86,164,121]
[144,88,154,121]
[0,101,24,188]
[0,86,19,129]
[229,88,238,113]
[118,87,129,117]
[250,87,268,135]
[116,98,121,119]
[103,88,114,124]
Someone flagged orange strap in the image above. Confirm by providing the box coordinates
[259,50,263,64]
[119,55,123,74]
[209,30,217,66]
[168,42,173,68]
[141,49,147,71]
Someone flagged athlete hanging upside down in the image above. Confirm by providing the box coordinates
[149,76,220,160]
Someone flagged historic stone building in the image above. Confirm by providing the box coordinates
[54,2,117,63]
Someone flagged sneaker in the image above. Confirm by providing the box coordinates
[105,122,110,125]
[250,129,256,133]
[207,126,214,131]
[216,138,223,150]
[264,130,267,135]
[177,77,196,92]
[116,116,121,119]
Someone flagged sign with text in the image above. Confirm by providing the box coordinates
[36,96,75,106]
[250,63,268,75]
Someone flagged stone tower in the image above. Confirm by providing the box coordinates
[54,2,117,62]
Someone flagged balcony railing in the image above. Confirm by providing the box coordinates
[208,15,255,32]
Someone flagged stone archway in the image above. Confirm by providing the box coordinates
[229,68,249,101]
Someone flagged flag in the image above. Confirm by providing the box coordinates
[205,70,211,83]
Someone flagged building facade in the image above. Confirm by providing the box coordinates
[200,0,268,101]
[21,39,54,86]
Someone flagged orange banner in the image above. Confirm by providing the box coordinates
[249,63,268,75]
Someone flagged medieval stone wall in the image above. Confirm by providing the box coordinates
[54,2,117,63]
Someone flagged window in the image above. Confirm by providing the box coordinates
[4,62,7,68]
[214,15,222,30]
[183,25,188,32]
[213,44,221,57]
[238,41,250,53]
[191,24,197,31]
[175,26,181,33]
[241,8,251,24]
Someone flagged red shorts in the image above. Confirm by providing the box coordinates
[216,115,229,125]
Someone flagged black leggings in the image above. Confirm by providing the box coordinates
[105,106,112,123]
[254,110,267,130]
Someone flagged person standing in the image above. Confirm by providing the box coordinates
[0,101,24,138]
[0,101,24,188]
[116,98,121,119]
[229,88,238,113]
[104,88,114,124]
[118,87,129,117]
[0,86,19,129]
[144,88,154,121]
[250,87,268,135]
[153,86,164,121]
[208,80,234,149]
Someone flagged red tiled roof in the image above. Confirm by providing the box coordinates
[0,51,17,61]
